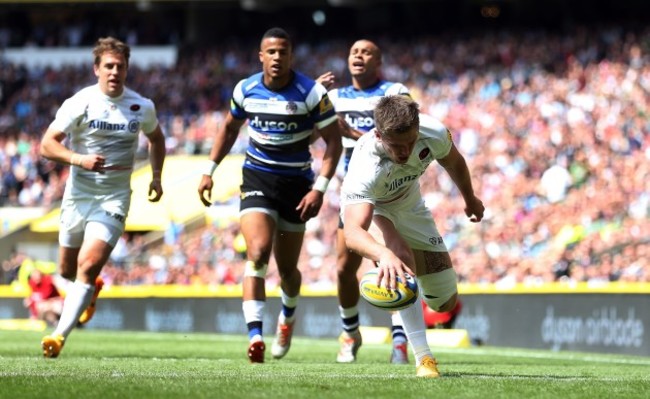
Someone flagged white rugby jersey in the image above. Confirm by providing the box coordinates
[341,113,453,207]
[50,84,159,194]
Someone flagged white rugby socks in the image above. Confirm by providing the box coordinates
[398,302,434,363]
[53,281,94,338]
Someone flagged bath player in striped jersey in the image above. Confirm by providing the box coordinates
[198,27,342,363]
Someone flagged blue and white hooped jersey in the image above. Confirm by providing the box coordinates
[231,71,337,178]
[328,80,410,170]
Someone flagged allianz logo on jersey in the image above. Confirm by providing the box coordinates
[344,114,374,129]
[386,174,418,191]
[89,120,125,130]
[88,119,140,133]
[250,116,298,132]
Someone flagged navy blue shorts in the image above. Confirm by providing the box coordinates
[240,167,312,225]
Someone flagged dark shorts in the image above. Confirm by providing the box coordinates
[240,167,312,225]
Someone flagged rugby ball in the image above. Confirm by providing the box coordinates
[359,268,419,311]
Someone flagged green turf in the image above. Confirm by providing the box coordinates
[1,330,648,399]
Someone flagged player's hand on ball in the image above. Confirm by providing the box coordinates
[376,251,414,291]
[359,268,419,311]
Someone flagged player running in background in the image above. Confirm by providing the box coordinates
[198,27,342,363]
[341,95,484,377]
[317,39,412,364]
[39,37,166,358]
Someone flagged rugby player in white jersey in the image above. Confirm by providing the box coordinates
[341,95,484,377]
[198,27,342,363]
[40,37,166,358]
[318,40,413,364]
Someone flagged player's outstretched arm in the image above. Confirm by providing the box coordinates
[198,112,245,207]
[343,203,412,290]
[437,143,485,222]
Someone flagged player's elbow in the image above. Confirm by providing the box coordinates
[342,226,362,254]
[39,140,53,160]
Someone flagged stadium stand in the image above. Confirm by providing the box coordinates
[0,1,647,287]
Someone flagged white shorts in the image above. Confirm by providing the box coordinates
[373,192,447,252]
[59,189,130,248]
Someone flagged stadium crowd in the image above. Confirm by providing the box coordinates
[1,25,648,287]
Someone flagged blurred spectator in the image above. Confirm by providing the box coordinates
[1,250,25,284]
[422,299,463,329]
[24,268,64,326]
[1,25,648,286]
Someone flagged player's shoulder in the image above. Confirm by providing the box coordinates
[120,87,156,110]
[419,113,449,138]
[58,85,99,113]
[292,70,325,96]
[66,84,99,102]
[292,70,317,86]
[355,131,382,158]
[380,80,410,95]
[121,87,153,102]
[328,84,352,102]
[418,113,453,156]
[333,84,355,95]
[234,72,264,95]
[347,133,383,181]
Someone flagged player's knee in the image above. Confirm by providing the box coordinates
[433,293,458,313]
[59,267,76,281]
[246,244,272,263]
[244,260,268,278]
[419,268,458,312]
[277,266,300,282]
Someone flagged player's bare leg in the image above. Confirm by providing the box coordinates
[43,240,112,358]
[271,229,304,359]
[336,227,364,362]
[240,212,275,363]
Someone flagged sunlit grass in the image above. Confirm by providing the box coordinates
[1,330,649,399]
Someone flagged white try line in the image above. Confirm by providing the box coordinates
[433,347,650,366]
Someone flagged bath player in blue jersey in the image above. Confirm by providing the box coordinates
[198,27,342,363]
[318,39,412,364]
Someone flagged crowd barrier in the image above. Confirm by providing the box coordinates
[1,283,648,356]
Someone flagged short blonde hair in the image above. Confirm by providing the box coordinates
[93,37,130,66]
[374,95,419,137]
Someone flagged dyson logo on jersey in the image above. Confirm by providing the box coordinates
[250,116,298,132]
[344,114,374,129]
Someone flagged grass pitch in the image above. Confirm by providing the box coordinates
[1,330,649,399]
